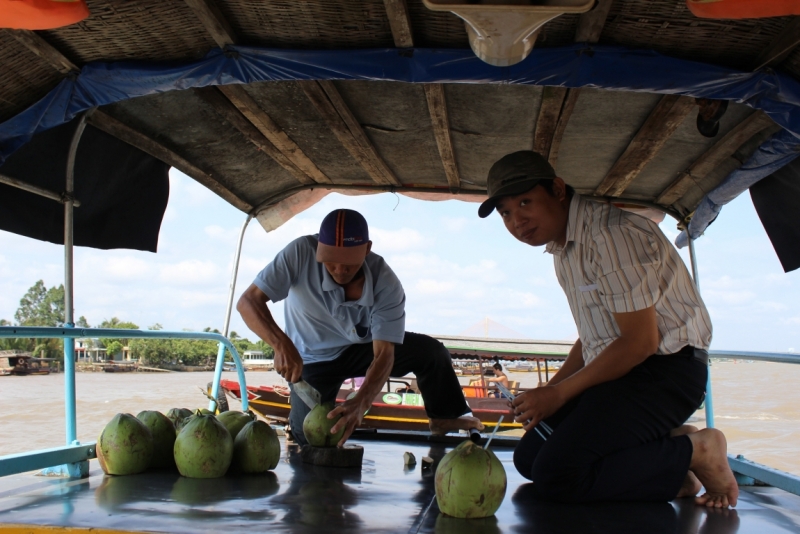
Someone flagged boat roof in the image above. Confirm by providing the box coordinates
[1,435,799,533]
[436,335,571,360]
[1,1,799,266]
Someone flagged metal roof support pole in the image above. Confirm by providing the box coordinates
[209,213,253,412]
[688,236,715,429]
[45,112,92,478]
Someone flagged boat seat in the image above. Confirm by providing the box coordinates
[465,379,487,398]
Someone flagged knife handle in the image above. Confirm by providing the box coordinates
[469,427,482,443]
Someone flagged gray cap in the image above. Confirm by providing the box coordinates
[478,150,556,218]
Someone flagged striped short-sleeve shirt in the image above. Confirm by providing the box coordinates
[546,195,712,364]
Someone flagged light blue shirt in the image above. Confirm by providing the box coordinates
[253,235,406,364]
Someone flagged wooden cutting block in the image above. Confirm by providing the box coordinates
[301,444,364,468]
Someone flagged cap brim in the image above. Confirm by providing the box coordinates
[477,178,542,218]
[316,242,369,264]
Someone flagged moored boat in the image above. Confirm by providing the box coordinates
[220,378,523,432]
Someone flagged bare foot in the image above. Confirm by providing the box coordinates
[429,415,484,436]
[670,424,699,437]
[688,429,739,508]
[676,470,702,498]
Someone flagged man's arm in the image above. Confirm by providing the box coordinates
[512,306,658,430]
[236,284,304,383]
[329,339,395,446]
[546,338,585,387]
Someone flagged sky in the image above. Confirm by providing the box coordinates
[1,168,799,353]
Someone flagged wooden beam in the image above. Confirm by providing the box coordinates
[534,87,580,170]
[193,87,314,185]
[547,88,580,170]
[595,95,695,197]
[183,0,237,48]
[88,110,252,212]
[533,87,568,160]
[383,0,414,48]
[423,84,460,190]
[301,80,402,186]
[752,18,800,70]
[217,85,333,185]
[655,111,777,206]
[4,29,78,74]
[575,0,614,43]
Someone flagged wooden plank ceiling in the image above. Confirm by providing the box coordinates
[0,0,795,226]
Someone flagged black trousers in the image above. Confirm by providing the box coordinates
[288,332,470,445]
[513,348,708,502]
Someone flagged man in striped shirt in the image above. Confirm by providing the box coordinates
[478,150,738,508]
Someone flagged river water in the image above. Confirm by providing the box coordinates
[2,361,799,475]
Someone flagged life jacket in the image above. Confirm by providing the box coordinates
[687,0,800,19]
[0,0,89,30]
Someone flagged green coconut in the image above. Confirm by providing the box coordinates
[232,420,280,473]
[174,412,232,478]
[434,440,507,519]
[136,410,177,469]
[217,410,256,440]
[96,413,154,476]
[302,402,344,448]
[166,408,193,427]
[174,409,214,432]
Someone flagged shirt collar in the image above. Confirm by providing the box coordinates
[545,194,583,255]
[321,259,375,307]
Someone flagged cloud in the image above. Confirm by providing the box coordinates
[371,227,426,252]
[159,260,220,286]
[442,217,469,233]
[414,279,457,294]
[98,256,152,281]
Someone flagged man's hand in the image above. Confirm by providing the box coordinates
[274,340,304,384]
[237,284,305,383]
[324,339,395,446]
[511,386,566,432]
[328,396,371,447]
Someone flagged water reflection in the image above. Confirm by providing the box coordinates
[511,483,678,534]
[435,514,501,534]
[273,451,363,529]
[674,498,741,534]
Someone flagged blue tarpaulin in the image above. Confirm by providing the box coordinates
[2,44,800,245]
[676,129,800,248]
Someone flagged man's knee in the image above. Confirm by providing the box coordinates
[419,334,452,362]
[513,445,535,481]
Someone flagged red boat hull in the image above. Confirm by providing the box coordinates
[220,379,522,432]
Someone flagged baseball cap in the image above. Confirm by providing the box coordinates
[316,209,370,264]
[478,150,556,218]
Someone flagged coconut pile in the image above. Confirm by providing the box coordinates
[96,408,280,478]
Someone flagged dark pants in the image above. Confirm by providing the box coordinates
[289,332,470,445]
[513,348,708,502]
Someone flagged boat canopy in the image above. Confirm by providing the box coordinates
[1,1,799,268]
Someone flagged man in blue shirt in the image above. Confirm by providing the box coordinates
[238,209,482,446]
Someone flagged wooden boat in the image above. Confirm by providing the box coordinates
[102,363,136,372]
[0,354,50,376]
[3,3,800,532]
[220,377,522,432]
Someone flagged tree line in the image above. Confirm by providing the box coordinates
[1,280,273,367]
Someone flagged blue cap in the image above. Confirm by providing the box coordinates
[316,209,370,264]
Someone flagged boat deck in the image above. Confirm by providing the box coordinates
[1,434,799,534]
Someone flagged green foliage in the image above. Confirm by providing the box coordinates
[76,316,90,328]
[4,281,66,357]
[112,322,275,369]
[14,280,65,327]
[98,317,139,357]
